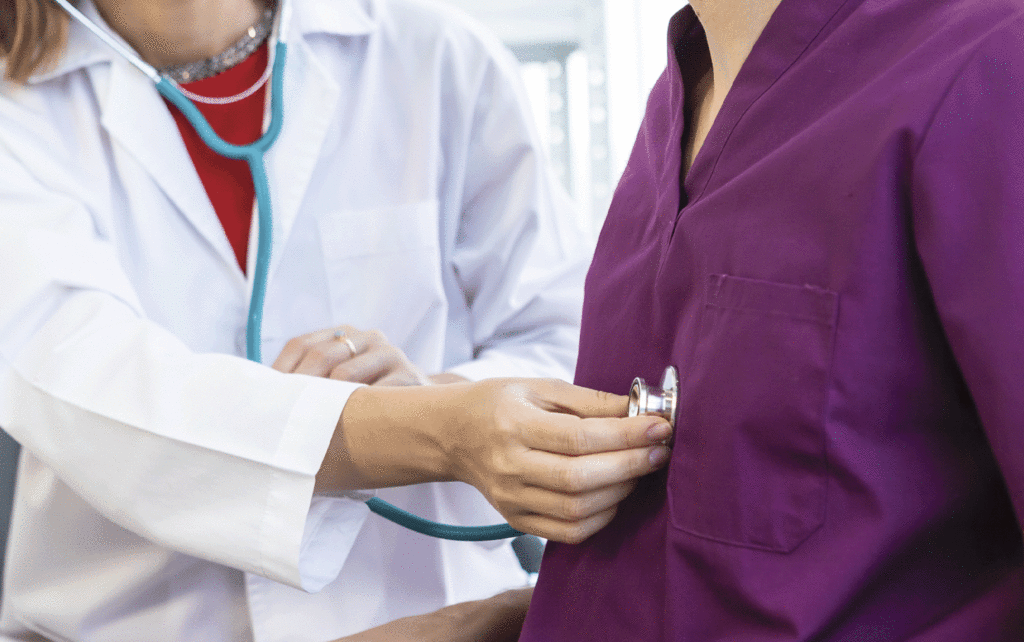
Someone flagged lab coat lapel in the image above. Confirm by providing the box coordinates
[262,36,341,275]
[98,58,241,277]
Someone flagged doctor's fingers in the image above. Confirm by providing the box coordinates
[521,411,673,457]
[521,377,631,418]
[292,336,366,377]
[330,343,430,386]
[512,506,621,545]
[496,479,638,527]
[518,444,671,495]
[271,325,361,373]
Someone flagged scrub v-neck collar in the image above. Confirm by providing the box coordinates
[673,0,858,209]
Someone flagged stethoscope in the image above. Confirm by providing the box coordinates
[628,367,679,433]
[51,0,680,541]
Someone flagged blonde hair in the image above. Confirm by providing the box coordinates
[1,0,69,84]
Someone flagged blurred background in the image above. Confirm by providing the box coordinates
[437,0,686,230]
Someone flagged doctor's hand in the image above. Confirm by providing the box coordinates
[442,378,673,543]
[329,588,532,642]
[273,325,431,386]
[327,378,673,544]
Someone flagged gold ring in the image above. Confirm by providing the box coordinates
[333,330,357,357]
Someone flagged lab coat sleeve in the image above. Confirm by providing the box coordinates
[910,23,1024,529]
[0,136,366,591]
[443,40,594,384]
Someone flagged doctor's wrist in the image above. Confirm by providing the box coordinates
[316,384,463,493]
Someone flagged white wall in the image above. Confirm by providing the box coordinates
[604,1,686,182]
[437,0,689,227]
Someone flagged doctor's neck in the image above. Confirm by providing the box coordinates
[689,0,783,91]
[92,0,266,68]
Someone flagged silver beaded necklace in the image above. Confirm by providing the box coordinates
[158,6,276,85]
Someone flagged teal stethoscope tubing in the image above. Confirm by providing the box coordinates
[154,53,284,366]
[51,0,520,542]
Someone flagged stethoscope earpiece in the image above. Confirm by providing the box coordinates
[628,366,679,429]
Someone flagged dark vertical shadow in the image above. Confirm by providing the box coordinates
[0,428,20,605]
[512,534,546,575]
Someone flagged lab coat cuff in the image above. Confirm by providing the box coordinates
[296,495,371,592]
[257,376,368,589]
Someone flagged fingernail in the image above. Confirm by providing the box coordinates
[649,446,671,467]
[647,422,672,441]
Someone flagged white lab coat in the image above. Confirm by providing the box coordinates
[0,0,590,639]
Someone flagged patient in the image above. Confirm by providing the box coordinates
[515,0,1024,639]
[252,0,1024,638]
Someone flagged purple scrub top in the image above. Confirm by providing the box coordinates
[520,0,1024,640]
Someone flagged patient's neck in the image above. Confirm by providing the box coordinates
[689,0,783,93]
[93,0,266,68]
[681,0,783,176]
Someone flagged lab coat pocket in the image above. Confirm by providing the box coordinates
[316,200,446,356]
[668,274,838,553]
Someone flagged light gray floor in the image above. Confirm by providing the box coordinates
[0,428,19,604]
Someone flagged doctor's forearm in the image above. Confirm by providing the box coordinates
[315,384,458,493]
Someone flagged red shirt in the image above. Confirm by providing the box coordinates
[165,42,269,274]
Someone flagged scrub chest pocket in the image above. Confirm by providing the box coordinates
[669,274,839,553]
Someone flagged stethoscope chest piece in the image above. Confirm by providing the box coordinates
[628,366,679,428]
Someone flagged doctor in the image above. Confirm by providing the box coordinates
[0,0,673,640]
